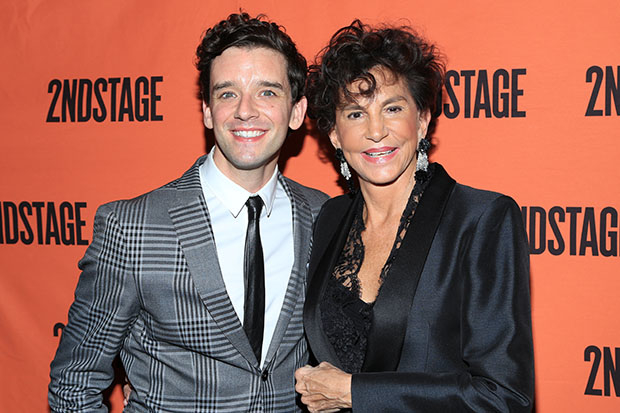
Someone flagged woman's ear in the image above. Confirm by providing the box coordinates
[418,109,431,140]
[328,127,341,150]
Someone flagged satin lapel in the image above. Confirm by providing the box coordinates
[169,162,257,366]
[304,192,361,369]
[264,176,312,364]
[362,164,456,372]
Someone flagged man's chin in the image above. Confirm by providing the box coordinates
[233,153,279,172]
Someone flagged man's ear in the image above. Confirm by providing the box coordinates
[288,96,308,130]
[202,100,213,129]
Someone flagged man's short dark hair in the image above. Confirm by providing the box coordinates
[196,12,307,104]
[307,20,445,139]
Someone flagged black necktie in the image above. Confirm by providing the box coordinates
[243,195,265,364]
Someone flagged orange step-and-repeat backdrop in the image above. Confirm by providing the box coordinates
[1,1,619,411]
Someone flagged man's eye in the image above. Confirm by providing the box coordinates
[220,91,236,99]
[347,111,363,119]
[260,90,276,97]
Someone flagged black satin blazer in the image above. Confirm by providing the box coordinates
[304,164,534,412]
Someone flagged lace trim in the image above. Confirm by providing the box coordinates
[333,166,431,297]
[321,165,434,373]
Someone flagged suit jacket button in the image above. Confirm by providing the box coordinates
[261,370,269,381]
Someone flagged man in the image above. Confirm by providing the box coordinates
[49,13,328,412]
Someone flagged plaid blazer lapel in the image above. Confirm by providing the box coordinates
[263,175,313,365]
[168,156,257,366]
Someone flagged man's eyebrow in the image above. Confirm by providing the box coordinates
[211,80,286,93]
[211,81,234,92]
[259,81,285,90]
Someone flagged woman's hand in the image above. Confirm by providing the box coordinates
[295,362,352,412]
[123,378,132,406]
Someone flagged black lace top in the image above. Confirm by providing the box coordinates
[320,169,432,373]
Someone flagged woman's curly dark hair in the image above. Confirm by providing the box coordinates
[307,20,445,140]
[196,13,307,104]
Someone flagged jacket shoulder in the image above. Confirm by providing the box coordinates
[451,183,521,215]
[320,193,354,213]
[97,181,174,213]
[97,155,207,213]
[282,177,330,211]
[445,183,523,233]
[95,171,195,226]
[313,193,355,230]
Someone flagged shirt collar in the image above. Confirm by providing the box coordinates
[200,148,279,218]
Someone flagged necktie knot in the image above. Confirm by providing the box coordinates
[246,196,263,220]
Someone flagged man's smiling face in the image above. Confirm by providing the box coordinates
[203,46,306,183]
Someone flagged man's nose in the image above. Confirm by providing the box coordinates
[234,94,259,121]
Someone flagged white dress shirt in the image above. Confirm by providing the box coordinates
[199,149,294,366]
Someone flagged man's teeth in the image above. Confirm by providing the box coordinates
[365,149,395,157]
[233,130,264,138]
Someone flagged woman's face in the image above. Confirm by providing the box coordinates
[329,67,430,189]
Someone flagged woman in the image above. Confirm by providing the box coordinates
[295,21,534,412]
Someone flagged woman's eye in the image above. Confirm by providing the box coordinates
[347,111,363,119]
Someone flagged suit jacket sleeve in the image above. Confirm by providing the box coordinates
[49,203,140,412]
[351,196,534,412]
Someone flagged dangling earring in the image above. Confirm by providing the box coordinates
[415,138,431,183]
[335,148,355,192]
[336,148,351,180]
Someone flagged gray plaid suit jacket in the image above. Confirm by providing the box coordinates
[49,155,329,412]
